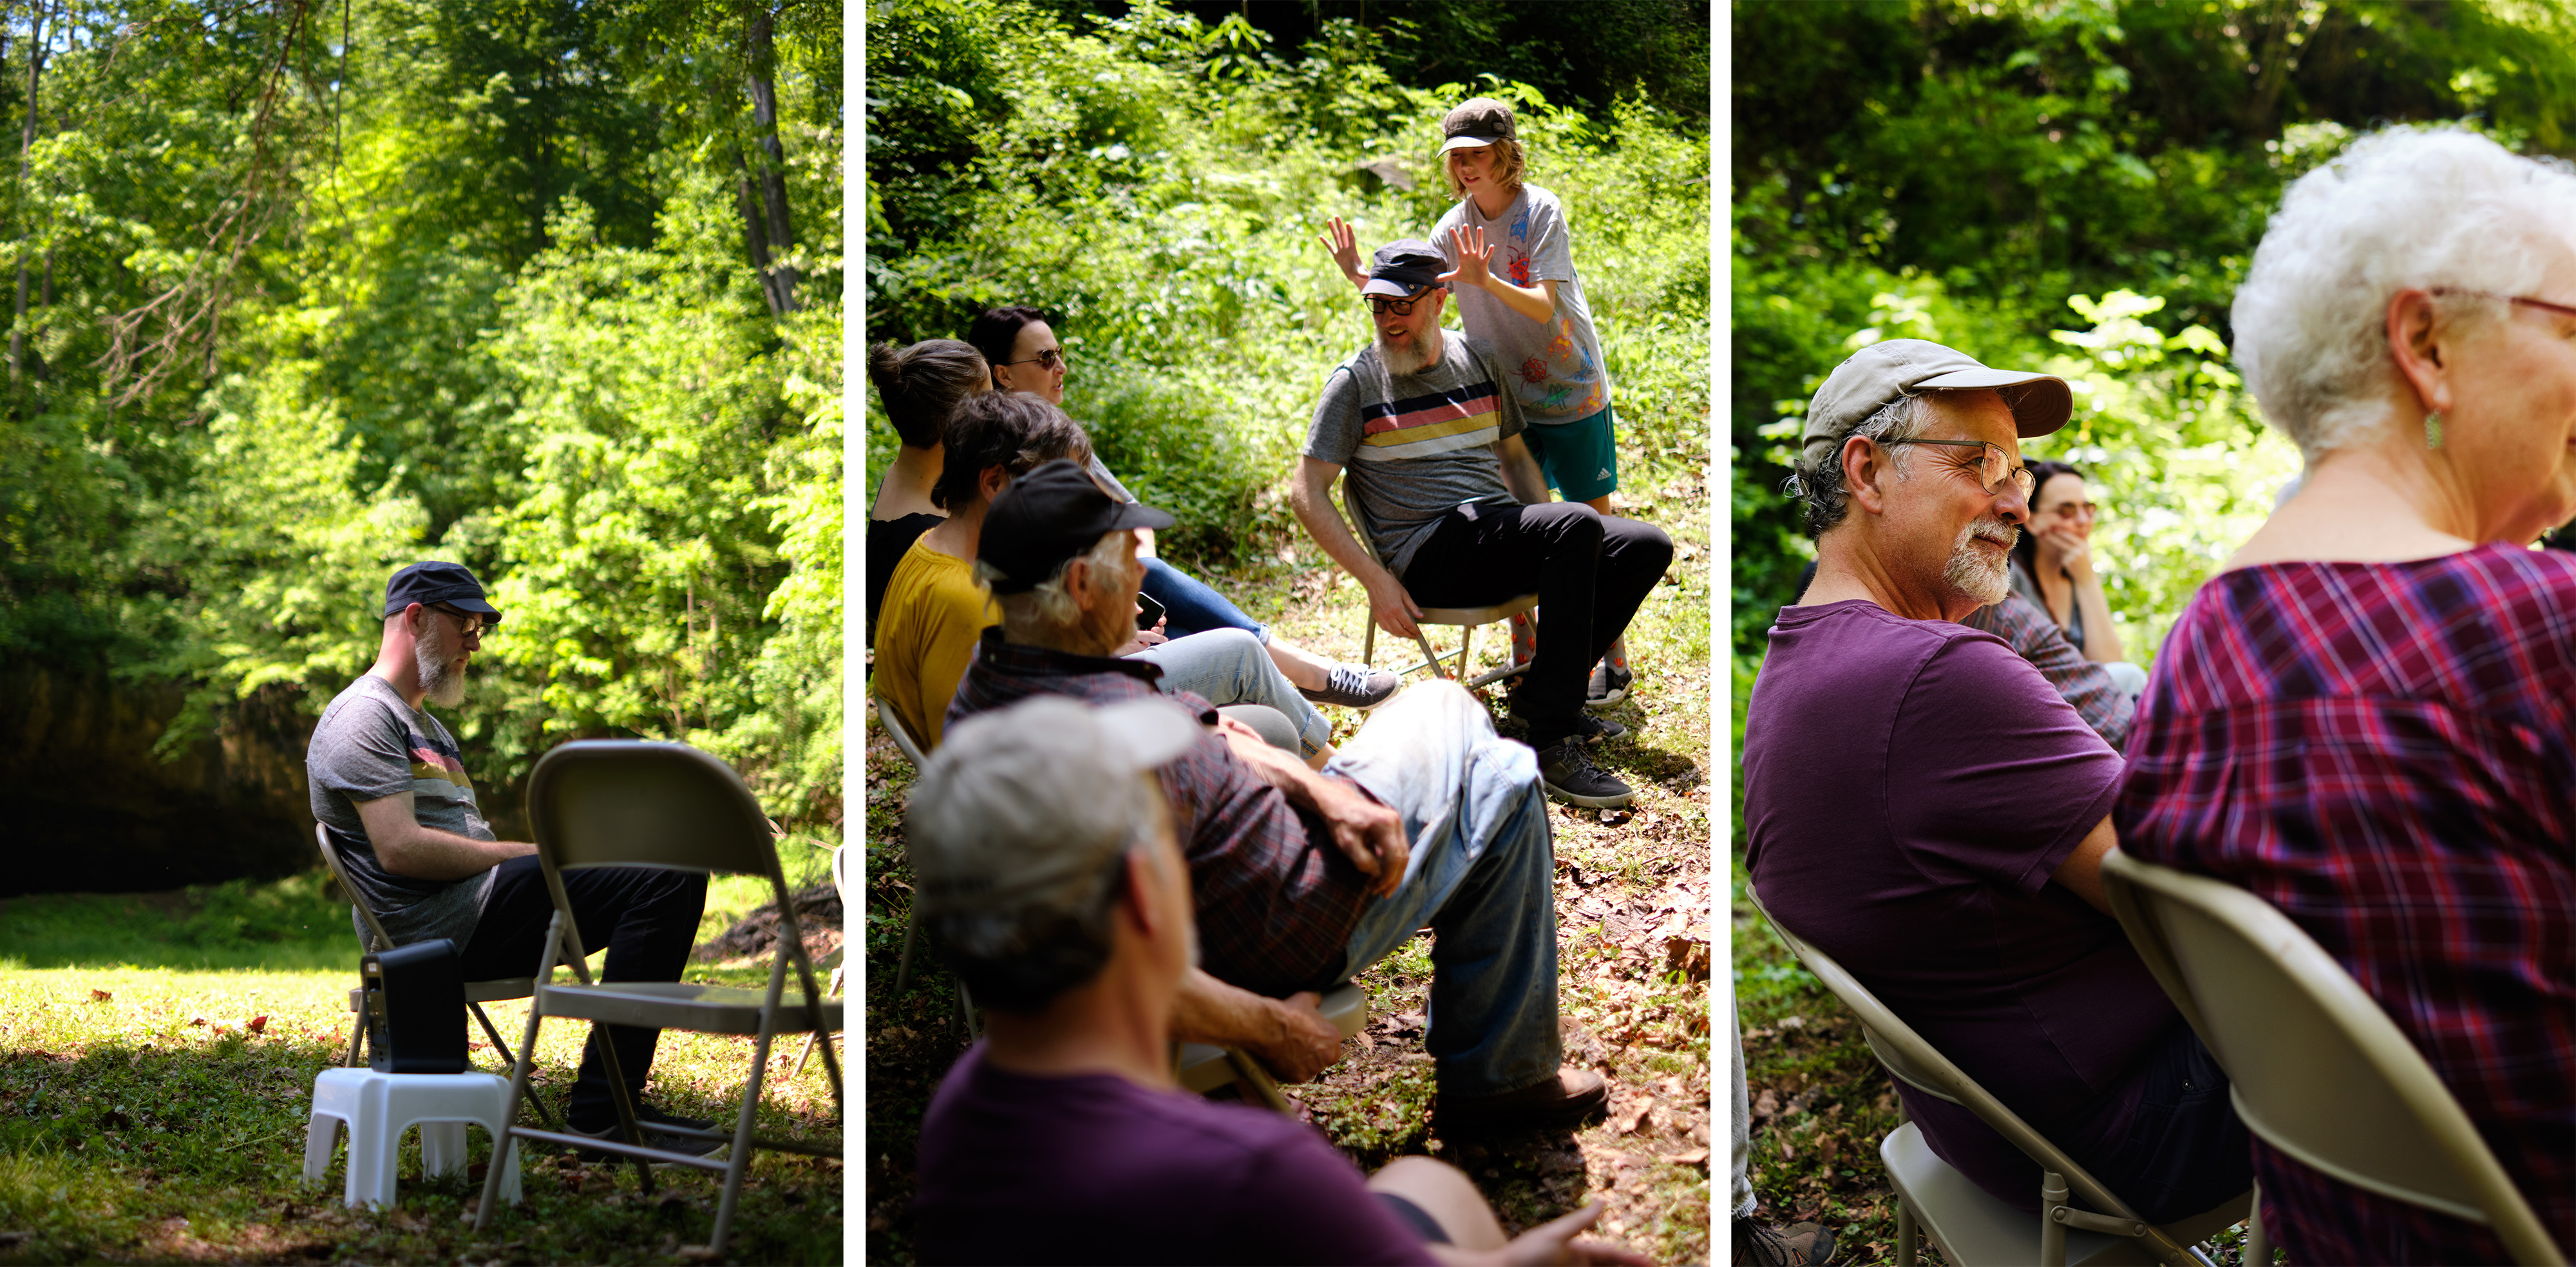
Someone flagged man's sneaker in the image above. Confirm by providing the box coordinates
[568,1107,724,1160]
[1433,1068,1609,1137]
[1537,739,1634,808]
[1298,663,1400,710]
[1571,712,1627,744]
[1735,1217,1838,1266]
[1585,660,1633,710]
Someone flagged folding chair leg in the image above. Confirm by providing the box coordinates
[793,962,846,1076]
[469,1002,558,1131]
[1895,1198,1917,1267]
[2040,1170,2069,1267]
[592,1024,657,1196]
[1222,1047,1293,1115]
[2244,1179,2269,1266]
[895,908,920,1000]
[477,914,565,1233]
[1410,629,1450,681]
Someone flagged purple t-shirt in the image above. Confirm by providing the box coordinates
[914,1044,1437,1266]
[1741,600,2172,1204]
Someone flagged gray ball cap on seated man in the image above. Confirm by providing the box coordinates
[1797,337,2076,478]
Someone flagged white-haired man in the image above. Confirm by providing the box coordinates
[907,694,1647,1266]
[305,561,711,1154]
[1739,340,2249,1230]
[947,461,1609,1136]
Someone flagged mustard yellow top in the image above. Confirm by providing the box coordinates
[872,535,996,750]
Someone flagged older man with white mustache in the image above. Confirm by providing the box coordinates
[1734,339,2252,1245]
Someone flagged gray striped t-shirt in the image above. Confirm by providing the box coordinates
[305,675,497,949]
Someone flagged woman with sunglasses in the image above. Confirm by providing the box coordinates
[966,305,1399,712]
[2006,461,2145,696]
[2114,128,2576,1263]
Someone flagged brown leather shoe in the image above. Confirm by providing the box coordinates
[1433,1068,1610,1136]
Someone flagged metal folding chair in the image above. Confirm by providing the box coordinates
[312,823,558,1131]
[1745,880,2250,1266]
[1338,491,1535,690]
[791,844,848,1076]
[2102,848,2568,1266]
[472,741,841,1255]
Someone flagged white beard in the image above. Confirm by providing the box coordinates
[414,623,468,709]
[1378,323,1442,376]
[1944,516,2019,607]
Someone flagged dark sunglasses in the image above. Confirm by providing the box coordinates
[428,603,487,638]
[1003,347,1068,372]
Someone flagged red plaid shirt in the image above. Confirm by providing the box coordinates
[947,630,1372,996]
[2115,544,2576,1263]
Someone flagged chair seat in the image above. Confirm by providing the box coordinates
[1416,593,1539,625]
[538,981,843,1034]
[1880,1122,2248,1266]
[464,978,535,1005]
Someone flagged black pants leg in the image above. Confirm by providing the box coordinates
[459,855,709,1126]
[1401,500,1672,749]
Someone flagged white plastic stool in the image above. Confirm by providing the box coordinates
[303,1067,523,1210]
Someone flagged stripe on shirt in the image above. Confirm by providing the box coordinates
[1357,380,1504,462]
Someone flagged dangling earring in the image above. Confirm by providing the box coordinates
[2425,410,2445,451]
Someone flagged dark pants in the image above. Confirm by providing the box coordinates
[1401,500,1672,749]
[459,855,708,1127]
[2062,1022,2253,1224]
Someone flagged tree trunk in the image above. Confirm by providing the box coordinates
[744,3,795,314]
[732,140,784,317]
[13,3,45,385]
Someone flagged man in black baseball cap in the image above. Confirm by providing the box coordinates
[305,561,717,1158]
[976,458,1174,596]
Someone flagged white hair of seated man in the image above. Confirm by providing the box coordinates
[2232,126,2576,460]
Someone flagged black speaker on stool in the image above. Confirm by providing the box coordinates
[361,938,468,1074]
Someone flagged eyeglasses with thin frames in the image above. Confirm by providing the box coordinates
[1874,437,2037,500]
[1003,347,1067,372]
[429,603,486,638]
[2427,289,2576,325]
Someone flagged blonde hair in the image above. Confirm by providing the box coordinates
[1441,137,1526,202]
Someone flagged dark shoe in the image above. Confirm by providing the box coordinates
[567,1106,724,1160]
[1571,711,1627,744]
[1434,1069,1609,1136]
[1735,1216,1837,1266]
[1585,660,1633,710]
[1299,663,1400,710]
[1537,740,1634,808]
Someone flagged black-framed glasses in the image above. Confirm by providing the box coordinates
[1365,291,1433,316]
[428,603,486,638]
[1003,347,1067,372]
[1877,437,2036,500]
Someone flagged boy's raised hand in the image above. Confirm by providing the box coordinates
[1437,225,1493,291]
[1317,215,1365,286]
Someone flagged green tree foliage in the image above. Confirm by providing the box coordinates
[1731,0,2576,658]
[0,0,844,840]
[868,0,1709,562]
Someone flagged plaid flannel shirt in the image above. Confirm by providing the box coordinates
[1958,592,2133,750]
[2114,544,2576,1263]
[947,629,1372,996]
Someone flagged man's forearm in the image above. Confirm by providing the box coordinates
[378,827,535,881]
[1172,967,1285,1048]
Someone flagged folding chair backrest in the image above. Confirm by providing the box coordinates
[2099,849,2566,1265]
[1744,880,2152,1228]
[876,694,931,767]
[316,821,395,953]
[526,741,781,880]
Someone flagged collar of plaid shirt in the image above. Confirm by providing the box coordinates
[947,629,1374,996]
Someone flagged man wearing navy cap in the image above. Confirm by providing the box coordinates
[305,561,716,1155]
[1289,240,1672,809]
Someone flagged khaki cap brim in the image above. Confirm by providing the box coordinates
[1798,338,2072,471]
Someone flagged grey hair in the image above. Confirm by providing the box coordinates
[1793,391,1935,538]
[978,531,1128,640]
[2233,126,2576,459]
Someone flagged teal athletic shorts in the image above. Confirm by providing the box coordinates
[1520,404,1618,503]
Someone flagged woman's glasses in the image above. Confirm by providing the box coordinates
[1875,437,2038,500]
[1004,348,1068,372]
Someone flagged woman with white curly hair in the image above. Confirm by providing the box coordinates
[2114,127,2576,1263]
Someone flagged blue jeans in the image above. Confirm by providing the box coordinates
[1327,681,1560,1098]
[1140,557,1269,643]
[1129,628,1331,759]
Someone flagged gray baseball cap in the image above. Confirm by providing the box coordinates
[905,695,1201,919]
[1439,97,1516,153]
[1799,338,2073,472]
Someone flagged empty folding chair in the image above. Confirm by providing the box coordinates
[1745,881,2250,1267]
[473,741,841,1256]
[2101,848,2568,1267]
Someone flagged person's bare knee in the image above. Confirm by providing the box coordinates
[1365,1156,1508,1252]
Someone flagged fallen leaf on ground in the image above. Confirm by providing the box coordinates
[246,1015,268,1034]
[1611,1100,1654,1135]
[1670,1147,1709,1167]
[88,990,111,1003]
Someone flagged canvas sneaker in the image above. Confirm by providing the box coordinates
[1298,663,1399,710]
[1586,660,1633,709]
[1537,739,1634,808]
